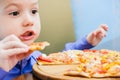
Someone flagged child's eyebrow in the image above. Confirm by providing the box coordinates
[4,3,18,9]
[4,1,38,9]
[31,2,39,6]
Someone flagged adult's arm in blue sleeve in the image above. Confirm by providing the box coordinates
[64,35,94,51]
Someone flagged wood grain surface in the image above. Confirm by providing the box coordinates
[32,64,120,80]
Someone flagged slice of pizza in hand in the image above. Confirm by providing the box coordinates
[29,41,50,51]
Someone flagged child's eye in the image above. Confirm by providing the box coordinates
[32,10,38,14]
[9,11,20,16]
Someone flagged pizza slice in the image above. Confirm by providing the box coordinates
[64,63,120,78]
[37,52,74,65]
[64,49,120,78]
[29,41,50,51]
[37,50,84,65]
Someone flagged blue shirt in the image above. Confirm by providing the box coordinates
[0,36,93,80]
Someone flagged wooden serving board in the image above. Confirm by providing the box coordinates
[32,63,120,80]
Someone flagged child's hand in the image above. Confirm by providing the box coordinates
[0,35,30,72]
[86,24,108,46]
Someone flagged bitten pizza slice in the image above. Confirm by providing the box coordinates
[29,41,50,51]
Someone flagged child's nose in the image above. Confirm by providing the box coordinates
[22,15,34,27]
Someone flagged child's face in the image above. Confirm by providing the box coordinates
[0,0,41,45]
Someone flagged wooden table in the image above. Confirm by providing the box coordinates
[13,73,41,80]
[13,73,33,80]
[32,63,120,80]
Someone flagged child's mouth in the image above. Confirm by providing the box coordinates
[19,30,35,41]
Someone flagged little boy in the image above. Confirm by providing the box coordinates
[0,0,108,80]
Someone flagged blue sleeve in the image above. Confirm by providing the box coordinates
[21,51,42,74]
[0,68,8,79]
[64,35,94,51]
[1,51,42,80]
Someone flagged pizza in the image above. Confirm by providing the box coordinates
[37,49,120,78]
[37,50,84,65]
[63,49,120,78]
[29,41,50,51]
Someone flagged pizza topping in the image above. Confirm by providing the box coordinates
[37,55,53,62]
[29,41,50,51]
[37,49,120,78]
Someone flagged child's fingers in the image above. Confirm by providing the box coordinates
[99,24,108,31]
[1,35,21,43]
[16,52,32,60]
[2,41,29,49]
[1,48,29,56]
[97,32,104,40]
[95,25,108,37]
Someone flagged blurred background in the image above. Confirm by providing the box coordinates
[37,0,75,54]
[37,0,120,54]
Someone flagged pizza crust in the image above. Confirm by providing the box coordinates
[29,41,50,51]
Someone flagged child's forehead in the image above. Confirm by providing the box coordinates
[0,0,38,8]
[0,0,38,5]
